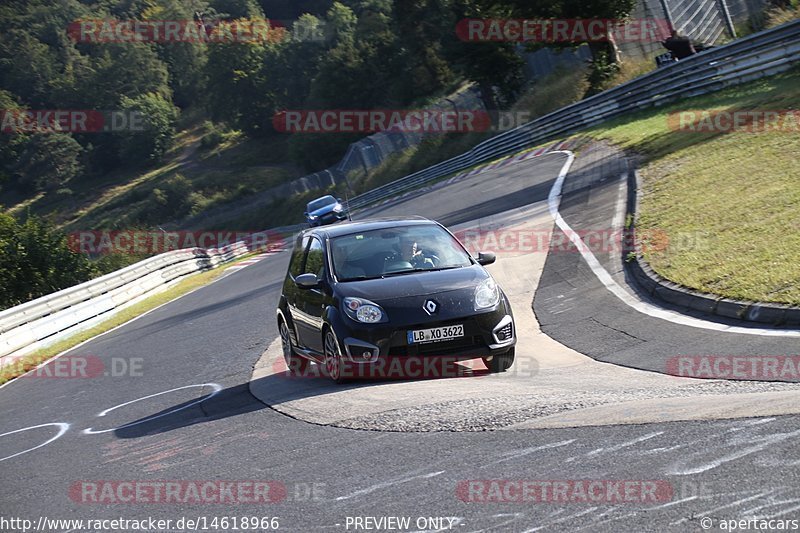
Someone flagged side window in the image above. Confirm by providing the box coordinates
[303,238,326,279]
[289,237,310,278]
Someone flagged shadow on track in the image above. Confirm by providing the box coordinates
[113,360,488,439]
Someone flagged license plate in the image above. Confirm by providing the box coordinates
[407,324,464,344]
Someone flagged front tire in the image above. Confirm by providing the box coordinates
[324,328,348,383]
[484,347,515,373]
[279,318,308,375]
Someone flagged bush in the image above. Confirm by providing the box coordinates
[117,93,179,164]
[200,121,226,150]
[766,2,800,27]
[0,213,95,310]
[13,134,83,192]
[149,174,195,219]
[585,51,621,96]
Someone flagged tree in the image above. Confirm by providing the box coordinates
[0,213,95,310]
[209,0,265,18]
[145,0,209,108]
[0,30,58,108]
[469,0,638,92]
[14,134,83,192]
[116,93,180,164]
[0,90,27,190]
[205,37,275,136]
[390,0,458,102]
[276,15,328,108]
[76,43,172,109]
[261,0,334,19]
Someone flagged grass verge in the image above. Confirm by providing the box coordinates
[0,255,254,385]
[585,67,800,305]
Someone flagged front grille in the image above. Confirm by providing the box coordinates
[418,335,483,355]
[389,335,484,357]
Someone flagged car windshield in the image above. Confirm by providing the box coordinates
[330,224,473,281]
[307,196,337,212]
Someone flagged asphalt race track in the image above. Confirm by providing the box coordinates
[3,150,800,532]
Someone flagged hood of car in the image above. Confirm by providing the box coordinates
[308,204,338,217]
[339,265,489,302]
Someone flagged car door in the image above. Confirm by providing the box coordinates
[295,236,328,354]
[285,236,310,347]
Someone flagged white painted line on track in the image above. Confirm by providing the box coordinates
[0,422,70,462]
[547,150,800,337]
[82,383,222,435]
[611,173,627,232]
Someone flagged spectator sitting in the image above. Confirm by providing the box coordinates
[662,29,697,60]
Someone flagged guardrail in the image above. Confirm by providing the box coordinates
[0,241,254,362]
[2,20,798,367]
[347,19,800,209]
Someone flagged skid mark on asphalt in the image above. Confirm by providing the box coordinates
[666,426,800,476]
[318,420,799,531]
[486,439,576,466]
[462,513,525,533]
[334,470,445,502]
[584,431,663,457]
[100,426,271,472]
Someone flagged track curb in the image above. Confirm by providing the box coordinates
[625,167,800,327]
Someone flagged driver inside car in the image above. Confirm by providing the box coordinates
[397,236,436,269]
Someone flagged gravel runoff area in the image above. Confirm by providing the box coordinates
[330,380,800,432]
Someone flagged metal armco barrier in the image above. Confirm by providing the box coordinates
[346,19,800,209]
[0,241,254,362]
[1,20,798,366]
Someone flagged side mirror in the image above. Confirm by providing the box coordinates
[337,198,343,204]
[303,212,308,216]
[476,251,496,266]
[294,273,320,289]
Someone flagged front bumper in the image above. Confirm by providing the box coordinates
[310,211,347,226]
[337,309,515,364]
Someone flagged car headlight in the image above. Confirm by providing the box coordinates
[333,203,343,212]
[474,277,500,310]
[343,297,388,323]
[308,214,318,220]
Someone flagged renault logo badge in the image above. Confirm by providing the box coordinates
[424,299,439,315]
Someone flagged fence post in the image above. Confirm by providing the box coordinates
[718,0,737,38]
[660,0,676,31]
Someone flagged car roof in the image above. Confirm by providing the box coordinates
[309,194,335,201]
[302,216,434,240]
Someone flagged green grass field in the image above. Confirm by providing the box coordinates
[587,67,800,305]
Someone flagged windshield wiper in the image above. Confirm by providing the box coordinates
[338,275,378,282]
[382,266,462,277]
